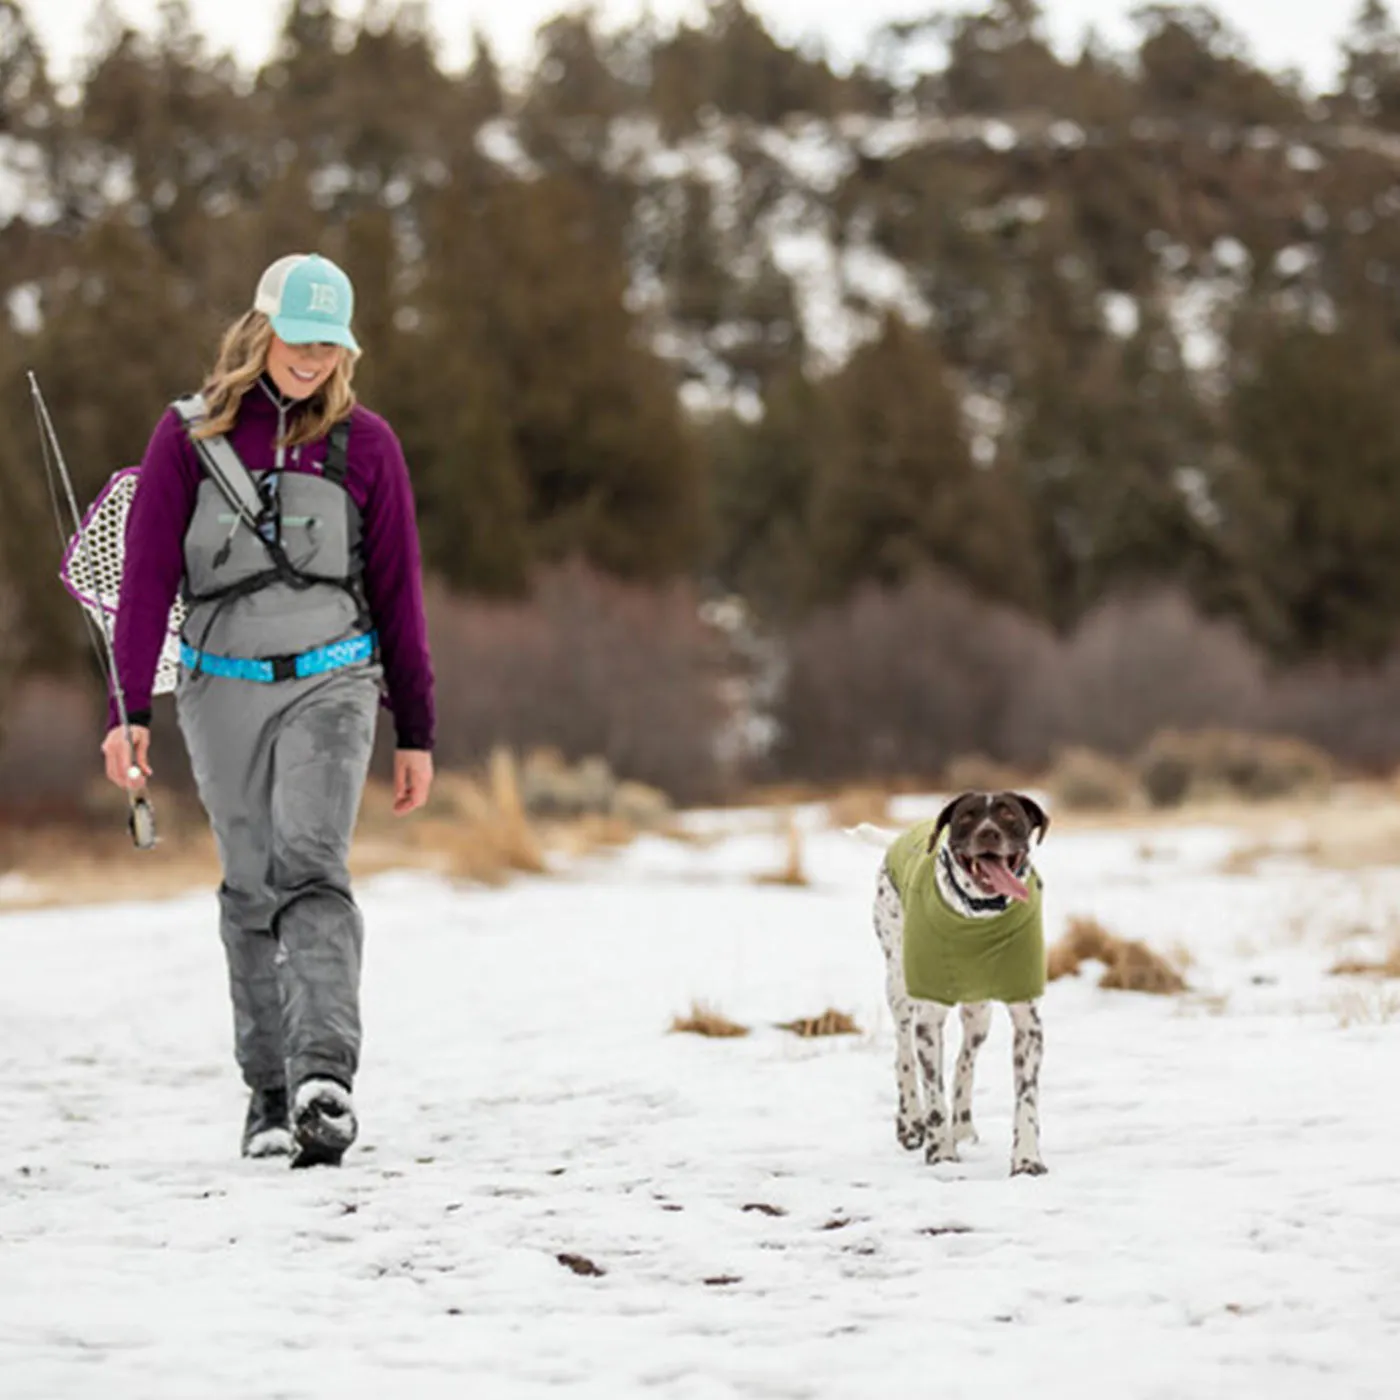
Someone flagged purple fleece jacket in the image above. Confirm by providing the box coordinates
[110,384,436,750]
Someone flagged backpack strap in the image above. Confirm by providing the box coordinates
[323,418,351,486]
[171,394,264,529]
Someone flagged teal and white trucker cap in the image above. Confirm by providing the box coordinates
[254,253,360,352]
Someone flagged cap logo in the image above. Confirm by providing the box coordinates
[306,282,340,315]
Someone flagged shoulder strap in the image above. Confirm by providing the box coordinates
[171,394,264,528]
[323,418,351,487]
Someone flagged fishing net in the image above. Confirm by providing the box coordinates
[59,468,185,696]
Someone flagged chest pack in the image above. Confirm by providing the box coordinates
[173,395,376,682]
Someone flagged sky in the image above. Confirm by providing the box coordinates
[21,0,1364,96]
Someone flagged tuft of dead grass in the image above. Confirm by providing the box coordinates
[1331,985,1400,1027]
[398,749,548,885]
[755,811,809,887]
[1217,836,1322,877]
[825,786,892,830]
[1047,915,1188,994]
[776,1008,862,1037]
[942,753,1025,794]
[1138,729,1333,809]
[1045,747,1138,813]
[1329,940,1400,979]
[670,1002,750,1038]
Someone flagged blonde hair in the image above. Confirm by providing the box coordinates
[194,309,359,447]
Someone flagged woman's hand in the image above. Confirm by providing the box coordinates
[393,749,434,815]
[101,725,152,791]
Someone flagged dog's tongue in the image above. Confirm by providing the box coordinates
[977,856,1030,902]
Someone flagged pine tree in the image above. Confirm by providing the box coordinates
[1225,317,1400,662]
[805,316,1042,610]
[1338,0,1400,124]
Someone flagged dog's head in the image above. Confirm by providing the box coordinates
[930,791,1049,903]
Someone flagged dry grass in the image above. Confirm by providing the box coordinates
[0,750,619,908]
[1329,940,1400,979]
[1053,781,1400,858]
[755,812,810,887]
[825,786,892,829]
[1164,940,1197,973]
[775,1008,862,1037]
[1047,915,1189,994]
[1216,839,1301,877]
[543,813,641,859]
[363,749,548,886]
[1138,729,1333,809]
[0,789,221,909]
[942,753,1027,794]
[1045,747,1139,813]
[670,1002,750,1038]
[1331,984,1400,1027]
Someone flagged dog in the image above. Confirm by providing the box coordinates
[851,791,1051,1176]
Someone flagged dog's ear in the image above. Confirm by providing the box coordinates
[930,792,976,850]
[1010,792,1050,843]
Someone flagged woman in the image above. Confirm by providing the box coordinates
[101,252,435,1168]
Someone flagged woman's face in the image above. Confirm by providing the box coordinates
[265,334,343,400]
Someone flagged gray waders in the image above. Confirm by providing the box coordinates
[172,392,380,1097]
[178,668,378,1093]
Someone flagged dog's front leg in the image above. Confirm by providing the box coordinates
[875,871,923,1149]
[952,1001,992,1144]
[912,1001,955,1163]
[1008,1000,1047,1176]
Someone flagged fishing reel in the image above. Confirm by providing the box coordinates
[125,764,157,850]
[128,793,158,850]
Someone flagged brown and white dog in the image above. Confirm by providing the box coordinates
[852,791,1051,1176]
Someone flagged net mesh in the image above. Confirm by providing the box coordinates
[60,468,185,697]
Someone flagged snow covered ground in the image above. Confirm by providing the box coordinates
[2,798,1400,1398]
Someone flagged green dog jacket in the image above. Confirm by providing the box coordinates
[885,818,1046,1006]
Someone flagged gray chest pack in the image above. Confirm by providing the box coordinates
[174,394,377,682]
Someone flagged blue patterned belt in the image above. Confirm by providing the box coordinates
[180,630,378,683]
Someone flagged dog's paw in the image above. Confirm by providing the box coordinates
[1010,1158,1048,1177]
[924,1140,959,1166]
[953,1119,978,1145]
[897,1118,925,1151]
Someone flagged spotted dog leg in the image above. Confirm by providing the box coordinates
[952,1000,992,1145]
[1008,1000,1047,1176]
[912,1000,954,1163]
[873,869,923,1149]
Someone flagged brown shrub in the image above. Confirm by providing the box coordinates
[1047,915,1188,994]
[1138,729,1333,807]
[427,563,733,804]
[670,1002,750,1037]
[776,1008,861,1036]
[1056,592,1267,758]
[943,752,1026,793]
[1045,747,1138,812]
[0,677,103,815]
[518,748,672,827]
[1268,654,1400,771]
[772,571,1061,784]
[769,583,1288,789]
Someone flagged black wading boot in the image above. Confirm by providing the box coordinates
[241,1086,292,1158]
[290,1078,358,1169]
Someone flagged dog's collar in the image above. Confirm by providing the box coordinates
[938,844,1018,915]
